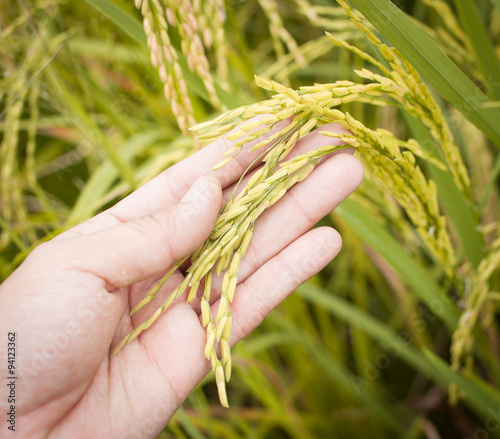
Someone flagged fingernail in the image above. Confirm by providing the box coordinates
[181,176,210,203]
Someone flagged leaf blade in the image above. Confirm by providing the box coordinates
[336,197,460,328]
[347,0,500,148]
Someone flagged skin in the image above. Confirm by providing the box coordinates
[0,122,363,439]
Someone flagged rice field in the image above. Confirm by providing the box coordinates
[2,0,500,437]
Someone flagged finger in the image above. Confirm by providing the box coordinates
[107,300,209,435]
[184,152,362,311]
[237,153,363,281]
[98,116,296,221]
[54,116,293,240]
[173,123,352,275]
[99,153,349,436]
[109,121,351,219]
[44,175,222,289]
[106,227,341,437]
[219,124,354,206]
[228,227,342,343]
[58,121,352,241]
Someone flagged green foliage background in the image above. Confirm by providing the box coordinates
[2,0,500,437]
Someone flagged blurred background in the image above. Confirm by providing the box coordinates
[2,0,500,437]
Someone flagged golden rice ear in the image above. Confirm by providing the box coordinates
[451,233,500,379]
[201,298,212,327]
[211,157,232,171]
[215,362,229,408]
[112,14,468,407]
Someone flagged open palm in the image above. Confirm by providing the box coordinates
[0,122,362,439]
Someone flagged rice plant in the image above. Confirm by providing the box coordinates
[2,0,500,436]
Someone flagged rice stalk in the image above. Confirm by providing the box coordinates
[137,0,196,135]
[334,0,473,208]
[199,0,229,91]
[257,0,306,73]
[112,118,349,404]
[420,0,471,50]
[0,23,49,250]
[164,0,221,108]
[113,48,461,403]
[264,34,357,84]
[451,229,500,373]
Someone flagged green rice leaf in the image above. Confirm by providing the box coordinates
[261,321,407,434]
[453,0,500,100]
[404,114,486,268]
[424,350,500,422]
[336,197,460,328]
[298,282,500,423]
[479,154,500,213]
[297,283,439,380]
[84,0,146,46]
[347,0,500,148]
[489,0,500,14]
[67,131,166,226]
[0,217,27,256]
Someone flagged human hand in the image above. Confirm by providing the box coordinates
[0,121,363,438]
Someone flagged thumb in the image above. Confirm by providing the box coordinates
[50,175,222,289]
